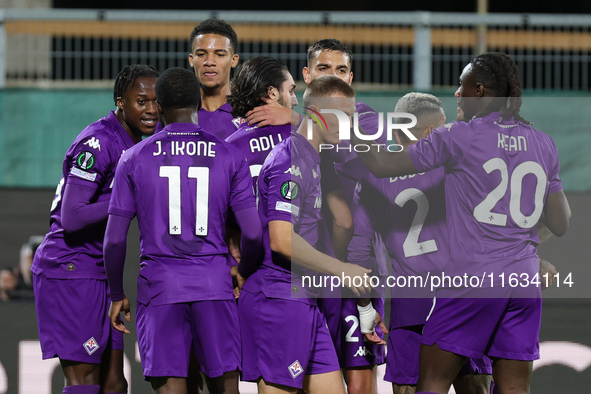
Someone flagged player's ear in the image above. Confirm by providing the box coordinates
[188,53,195,68]
[302,67,311,84]
[475,82,485,97]
[348,71,354,85]
[265,86,279,103]
[231,54,239,69]
[116,97,124,111]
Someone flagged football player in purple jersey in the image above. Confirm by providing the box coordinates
[239,76,379,394]
[226,56,297,189]
[105,67,263,394]
[349,92,493,394]
[304,39,388,394]
[188,18,244,139]
[350,53,571,394]
[31,65,159,394]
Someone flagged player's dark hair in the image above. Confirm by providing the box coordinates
[190,18,238,52]
[155,67,201,109]
[307,39,353,68]
[302,75,355,109]
[470,52,531,124]
[227,56,289,118]
[113,64,159,105]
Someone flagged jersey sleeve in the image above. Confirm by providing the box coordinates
[264,153,304,224]
[228,145,257,213]
[347,181,375,268]
[546,135,563,194]
[108,151,137,219]
[408,122,470,172]
[67,133,113,189]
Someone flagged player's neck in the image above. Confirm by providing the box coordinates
[161,108,199,126]
[200,85,230,112]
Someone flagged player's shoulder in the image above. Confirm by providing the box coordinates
[355,101,377,115]
[69,113,122,154]
[225,123,258,143]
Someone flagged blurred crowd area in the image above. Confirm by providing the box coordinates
[0,235,43,302]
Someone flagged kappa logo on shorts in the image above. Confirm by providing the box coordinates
[83,337,100,355]
[288,360,303,378]
[354,346,373,357]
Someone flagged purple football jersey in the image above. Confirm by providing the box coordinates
[242,131,322,303]
[225,123,291,190]
[408,112,563,281]
[108,123,255,306]
[198,102,243,140]
[349,168,447,328]
[32,111,136,279]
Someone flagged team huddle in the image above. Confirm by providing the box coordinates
[31,17,571,394]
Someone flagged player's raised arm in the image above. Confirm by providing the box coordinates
[350,125,419,178]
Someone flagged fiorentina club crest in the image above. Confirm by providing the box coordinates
[83,337,100,355]
[288,360,303,378]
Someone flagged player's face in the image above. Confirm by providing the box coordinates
[117,77,159,140]
[276,71,298,110]
[321,95,356,144]
[303,50,353,85]
[455,63,481,121]
[189,33,239,91]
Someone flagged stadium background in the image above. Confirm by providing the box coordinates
[0,3,590,393]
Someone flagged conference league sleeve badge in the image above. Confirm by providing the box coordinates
[70,151,97,181]
[280,180,300,201]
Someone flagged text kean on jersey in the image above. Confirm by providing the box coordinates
[152,140,216,157]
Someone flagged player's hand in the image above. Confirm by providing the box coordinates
[539,258,557,290]
[363,312,388,345]
[338,263,372,297]
[109,296,131,334]
[246,101,294,127]
[230,265,246,299]
[357,302,388,345]
[226,228,242,265]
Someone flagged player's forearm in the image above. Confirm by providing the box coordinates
[103,215,131,301]
[543,190,571,237]
[289,232,346,276]
[61,183,109,232]
[332,224,353,262]
[351,127,418,178]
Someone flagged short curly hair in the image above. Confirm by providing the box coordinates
[227,56,289,118]
[155,67,201,109]
[190,18,238,52]
[113,64,159,105]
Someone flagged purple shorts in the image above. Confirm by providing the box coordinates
[33,273,110,364]
[318,297,386,368]
[422,287,542,361]
[136,299,240,380]
[385,325,492,385]
[239,288,339,389]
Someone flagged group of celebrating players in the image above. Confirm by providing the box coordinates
[30,16,571,394]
